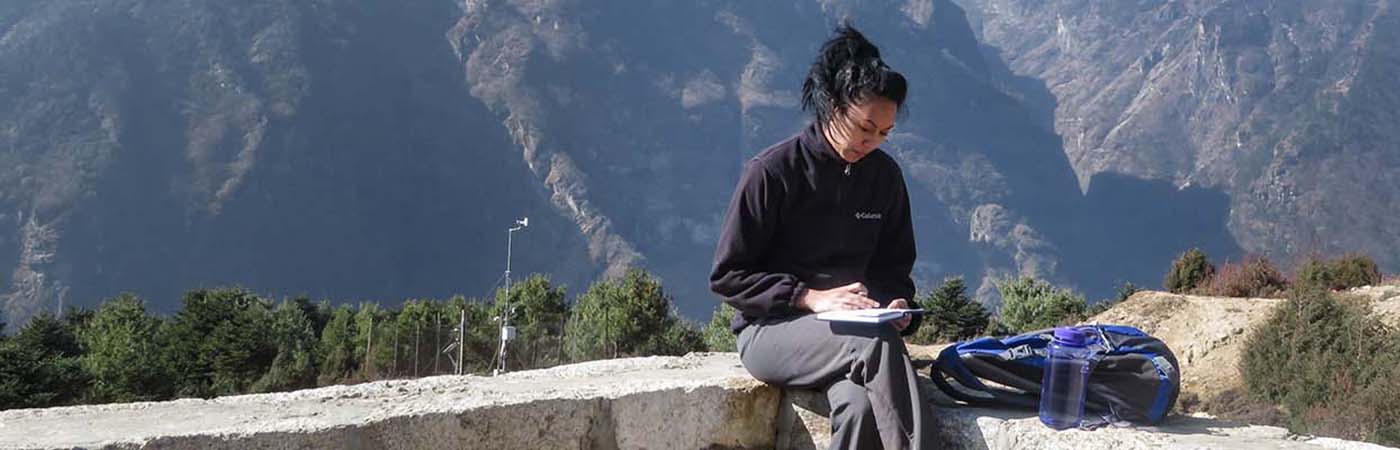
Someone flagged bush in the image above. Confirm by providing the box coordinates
[565,269,704,361]
[1330,254,1383,288]
[1241,286,1400,445]
[458,299,503,374]
[1164,248,1215,294]
[353,303,398,380]
[251,299,318,393]
[316,304,359,385]
[0,312,89,410]
[160,287,278,397]
[78,294,171,402]
[1295,254,1383,292]
[392,299,457,378]
[1202,256,1289,298]
[702,305,737,352]
[911,277,990,344]
[982,319,1015,337]
[658,320,705,357]
[995,277,1087,334]
[493,275,570,371]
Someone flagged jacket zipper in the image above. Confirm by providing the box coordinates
[838,163,852,207]
[838,163,853,255]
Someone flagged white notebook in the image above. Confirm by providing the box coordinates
[815,308,924,324]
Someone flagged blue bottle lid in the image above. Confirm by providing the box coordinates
[1052,327,1090,347]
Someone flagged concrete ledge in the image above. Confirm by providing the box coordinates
[0,354,779,449]
[0,353,1392,449]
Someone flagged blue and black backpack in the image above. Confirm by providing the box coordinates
[928,324,1181,425]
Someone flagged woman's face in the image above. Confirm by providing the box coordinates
[824,97,898,163]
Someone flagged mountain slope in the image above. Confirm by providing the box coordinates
[2,0,1267,325]
[447,0,1241,314]
[958,0,1400,272]
[0,0,593,324]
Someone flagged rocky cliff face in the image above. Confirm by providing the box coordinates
[0,0,595,325]
[444,0,1244,315]
[957,0,1400,273]
[0,0,1302,326]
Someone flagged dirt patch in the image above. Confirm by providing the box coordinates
[1196,387,1288,427]
[1349,284,1400,328]
[1084,291,1284,408]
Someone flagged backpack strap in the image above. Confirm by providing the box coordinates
[928,357,991,405]
[929,345,1041,410]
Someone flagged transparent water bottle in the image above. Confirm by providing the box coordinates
[1039,327,1094,430]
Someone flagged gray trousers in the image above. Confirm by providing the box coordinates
[738,314,937,450]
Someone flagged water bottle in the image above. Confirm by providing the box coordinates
[1040,327,1094,430]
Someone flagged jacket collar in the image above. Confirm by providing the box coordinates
[799,122,849,167]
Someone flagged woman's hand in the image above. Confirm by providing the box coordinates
[888,298,913,332]
[796,282,879,313]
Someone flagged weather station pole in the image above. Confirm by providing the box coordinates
[458,307,465,375]
[494,217,528,376]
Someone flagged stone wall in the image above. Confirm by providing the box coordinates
[0,353,1392,449]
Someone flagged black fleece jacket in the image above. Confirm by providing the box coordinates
[710,123,920,335]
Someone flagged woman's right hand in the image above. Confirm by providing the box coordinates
[796,282,879,313]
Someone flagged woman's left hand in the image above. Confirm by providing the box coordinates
[888,298,912,332]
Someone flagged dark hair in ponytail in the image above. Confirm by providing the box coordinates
[801,23,907,126]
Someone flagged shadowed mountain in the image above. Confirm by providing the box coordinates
[0,0,1307,327]
[959,0,1400,277]
[0,0,593,325]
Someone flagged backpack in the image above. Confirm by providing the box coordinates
[928,324,1181,425]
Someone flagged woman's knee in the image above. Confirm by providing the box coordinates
[875,324,904,341]
[737,328,794,385]
[848,325,907,354]
[830,321,903,341]
[739,358,783,385]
